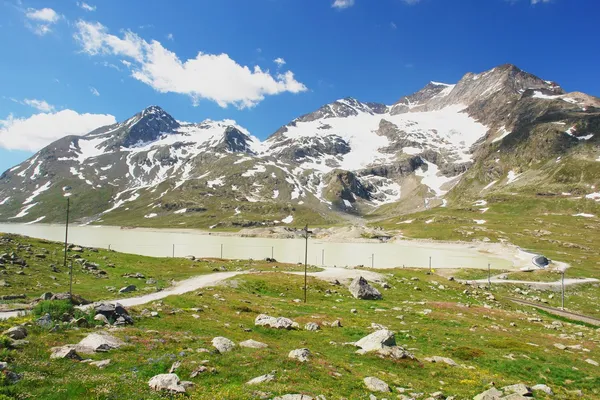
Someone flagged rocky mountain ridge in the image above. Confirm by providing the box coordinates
[1,64,599,228]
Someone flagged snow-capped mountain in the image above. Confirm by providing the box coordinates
[1,64,598,228]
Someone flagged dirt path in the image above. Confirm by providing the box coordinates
[465,277,598,290]
[507,297,600,327]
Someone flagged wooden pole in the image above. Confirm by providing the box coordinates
[63,197,70,268]
[304,225,309,303]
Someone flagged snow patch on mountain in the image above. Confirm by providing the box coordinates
[23,181,52,205]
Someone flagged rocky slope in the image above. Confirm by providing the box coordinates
[0,64,599,228]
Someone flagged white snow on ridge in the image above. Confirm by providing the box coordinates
[282,215,294,224]
[10,202,38,219]
[25,216,45,224]
[242,165,266,177]
[144,213,157,219]
[23,181,52,205]
[492,126,511,143]
[0,197,10,205]
[174,208,187,214]
[415,159,457,197]
[272,190,279,199]
[586,192,600,201]
[207,176,225,188]
[573,213,595,218]
[506,170,521,184]
[343,199,352,208]
[481,180,498,191]
[474,200,487,207]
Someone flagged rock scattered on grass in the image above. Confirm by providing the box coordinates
[148,373,189,394]
[255,314,298,330]
[246,371,276,385]
[304,322,320,331]
[349,276,382,300]
[89,359,111,368]
[363,376,390,392]
[288,348,311,362]
[531,384,553,395]
[212,337,236,353]
[424,356,459,367]
[3,326,27,340]
[240,339,268,349]
[50,345,82,360]
[76,332,125,354]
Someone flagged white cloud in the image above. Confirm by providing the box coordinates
[74,20,307,109]
[402,0,422,4]
[390,22,397,30]
[274,57,286,67]
[77,2,96,11]
[25,7,61,36]
[90,87,100,96]
[0,110,116,151]
[23,99,55,112]
[167,33,174,41]
[531,0,551,3]
[332,0,355,9]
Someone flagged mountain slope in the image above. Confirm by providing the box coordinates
[1,64,599,228]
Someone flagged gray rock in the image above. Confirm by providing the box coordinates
[363,376,390,392]
[349,276,383,300]
[89,359,111,368]
[531,384,553,396]
[585,358,599,366]
[288,348,311,362]
[212,336,236,353]
[354,330,396,352]
[255,314,297,330]
[246,371,276,385]
[36,313,53,328]
[50,345,82,360]
[93,314,110,325]
[39,292,53,300]
[272,395,314,400]
[148,373,186,393]
[501,384,531,396]
[3,326,27,340]
[304,322,320,331]
[76,332,124,354]
[119,285,136,293]
[330,319,342,327]
[424,356,459,367]
[473,388,503,400]
[239,339,268,349]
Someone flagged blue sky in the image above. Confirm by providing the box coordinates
[1,0,599,173]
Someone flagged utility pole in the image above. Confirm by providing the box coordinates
[69,260,73,304]
[429,256,432,274]
[371,253,375,269]
[561,269,565,310]
[63,197,70,268]
[322,249,324,267]
[303,224,311,303]
[220,244,223,259]
[271,246,274,259]
[488,263,491,288]
[172,244,175,258]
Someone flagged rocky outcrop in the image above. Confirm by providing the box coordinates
[255,314,298,330]
[348,276,382,300]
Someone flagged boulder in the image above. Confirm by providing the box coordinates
[93,303,132,325]
[39,292,53,300]
[50,345,82,360]
[425,356,459,367]
[272,395,314,400]
[255,314,297,330]
[363,377,390,392]
[93,314,110,325]
[288,348,311,362]
[304,322,320,331]
[211,337,235,353]
[36,314,53,328]
[501,384,531,396]
[89,359,111,368]
[119,285,136,294]
[76,332,124,354]
[246,371,276,385]
[349,276,382,300]
[473,388,503,400]
[148,373,186,393]
[239,339,268,349]
[531,384,553,396]
[354,330,396,352]
[330,319,342,327]
[3,326,27,340]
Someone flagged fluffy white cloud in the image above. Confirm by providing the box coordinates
[77,2,96,11]
[25,7,60,35]
[332,0,355,9]
[274,57,286,67]
[74,20,307,108]
[89,87,100,96]
[167,33,174,41]
[23,99,55,113]
[531,0,551,3]
[0,110,116,151]
[402,0,422,4]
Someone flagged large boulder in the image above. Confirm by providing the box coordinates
[348,276,382,300]
[93,303,133,325]
[148,373,187,393]
[255,314,298,330]
[363,377,390,392]
[354,330,396,352]
[473,388,503,400]
[119,285,136,294]
[76,332,125,354]
[211,337,236,353]
[239,339,268,349]
[36,314,53,328]
[3,326,27,340]
[50,345,82,360]
[288,348,311,362]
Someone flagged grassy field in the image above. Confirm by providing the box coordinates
[0,268,598,399]
[0,233,320,308]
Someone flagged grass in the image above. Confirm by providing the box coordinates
[0,233,321,307]
[0,266,598,399]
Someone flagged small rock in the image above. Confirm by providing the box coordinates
[148,373,186,393]
[246,372,276,385]
[502,384,531,396]
[36,314,53,328]
[424,356,459,367]
[363,376,390,392]
[240,339,268,349]
[349,276,383,300]
[119,285,136,293]
[355,330,396,352]
[255,314,296,330]
[288,348,311,362]
[473,388,503,400]
[304,322,320,331]
[211,337,236,353]
[585,359,599,367]
[89,359,111,368]
[50,345,81,360]
[3,326,27,340]
[190,366,208,378]
[531,384,553,396]
[93,314,110,325]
